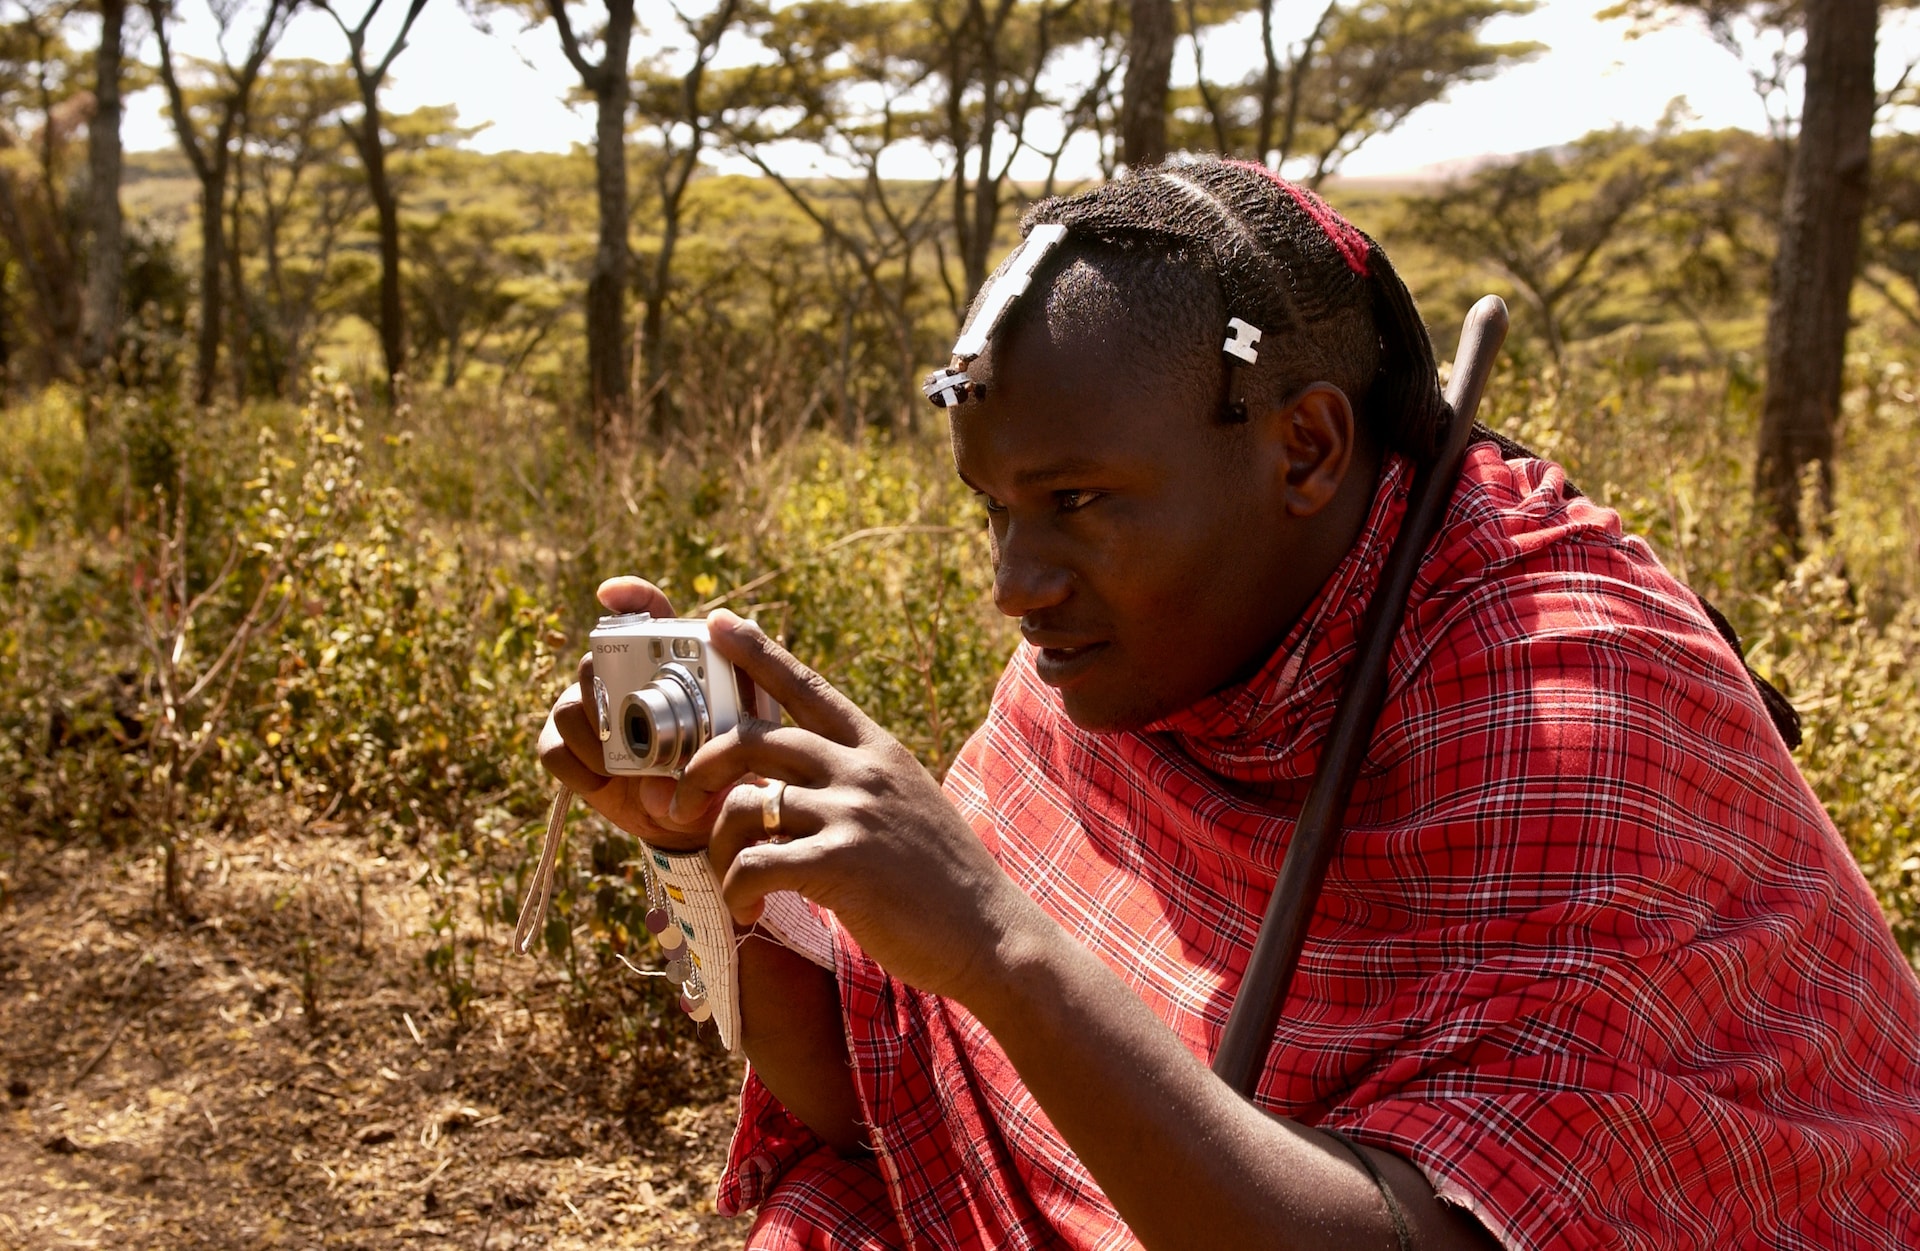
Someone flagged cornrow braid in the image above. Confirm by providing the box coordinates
[940,156,1450,463]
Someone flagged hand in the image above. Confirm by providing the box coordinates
[672,612,1046,1005]
[536,576,728,851]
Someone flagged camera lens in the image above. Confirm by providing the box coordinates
[619,665,708,774]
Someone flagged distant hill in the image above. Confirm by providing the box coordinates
[1328,153,1515,192]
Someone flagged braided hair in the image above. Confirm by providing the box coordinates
[932,157,1451,463]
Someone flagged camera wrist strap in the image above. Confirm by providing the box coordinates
[512,787,572,956]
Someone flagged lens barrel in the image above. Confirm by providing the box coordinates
[619,665,709,774]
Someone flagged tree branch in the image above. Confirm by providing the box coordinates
[545,0,604,89]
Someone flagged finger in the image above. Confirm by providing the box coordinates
[706,611,873,747]
[538,714,610,796]
[573,651,616,749]
[670,719,843,825]
[597,576,675,618]
[706,781,823,883]
[721,833,847,927]
[550,680,609,776]
[639,773,734,839]
[572,780,709,851]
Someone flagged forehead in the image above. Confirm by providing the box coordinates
[947,294,1220,481]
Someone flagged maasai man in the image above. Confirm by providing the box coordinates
[539,158,1920,1249]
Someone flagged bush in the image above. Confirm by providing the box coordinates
[4,339,1916,1111]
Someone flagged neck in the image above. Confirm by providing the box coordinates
[1227,439,1388,694]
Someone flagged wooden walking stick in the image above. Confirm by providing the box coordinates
[1211,295,1510,1097]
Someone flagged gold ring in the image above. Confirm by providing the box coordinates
[761,779,786,835]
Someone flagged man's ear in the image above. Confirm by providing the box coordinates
[1256,383,1356,518]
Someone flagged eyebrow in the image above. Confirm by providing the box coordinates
[1012,456,1111,488]
[956,456,1120,495]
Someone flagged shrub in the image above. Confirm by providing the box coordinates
[4,339,1916,1113]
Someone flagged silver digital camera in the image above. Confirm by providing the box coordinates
[588,613,777,777]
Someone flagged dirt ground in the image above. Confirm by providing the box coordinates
[0,826,751,1250]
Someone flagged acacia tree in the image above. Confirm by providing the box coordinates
[543,0,636,436]
[1120,0,1172,166]
[81,0,127,376]
[1174,0,1541,185]
[1408,126,1776,365]
[147,0,293,404]
[403,203,557,388]
[932,0,1103,298]
[1608,0,1886,545]
[1754,0,1877,545]
[1860,131,1920,332]
[0,0,86,383]
[318,0,431,400]
[1405,130,1678,366]
[725,0,1110,426]
[630,0,744,435]
[723,1,955,430]
[234,58,365,394]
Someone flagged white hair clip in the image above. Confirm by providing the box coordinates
[952,224,1068,360]
[1224,317,1263,364]
[924,223,1070,408]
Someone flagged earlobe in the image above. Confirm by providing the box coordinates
[1275,384,1355,517]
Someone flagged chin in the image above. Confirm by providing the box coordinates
[1057,684,1175,734]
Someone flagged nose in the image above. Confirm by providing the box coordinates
[991,520,1072,619]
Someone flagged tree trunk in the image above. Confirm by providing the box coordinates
[1121,0,1174,169]
[586,2,634,441]
[81,0,125,381]
[356,93,406,399]
[1755,0,1878,546]
[194,170,227,406]
[226,133,254,403]
[641,285,666,435]
[641,177,682,437]
[0,256,12,396]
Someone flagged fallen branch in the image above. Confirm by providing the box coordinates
[70,1013,134,1089]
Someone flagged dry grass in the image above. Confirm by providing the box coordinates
[0,821,748,1251]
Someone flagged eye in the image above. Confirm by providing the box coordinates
[974,492,1007,517]
[1055,489,1103,512]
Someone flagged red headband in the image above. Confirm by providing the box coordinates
[1224,159,1371,278]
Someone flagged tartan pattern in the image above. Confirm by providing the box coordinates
[718,445,1920,1249]
[742,1145,904,1250]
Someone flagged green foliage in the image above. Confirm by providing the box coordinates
[1396,123,1779,365]
[0,369,1017,1094]
[1171,0,1544,182]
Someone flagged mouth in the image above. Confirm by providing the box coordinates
[1031,640,1109,687]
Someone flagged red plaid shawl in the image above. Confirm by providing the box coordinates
[719,445,1920,1249]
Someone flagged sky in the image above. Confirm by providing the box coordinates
[118,0,1920,180]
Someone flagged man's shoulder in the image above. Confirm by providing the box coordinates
[1384,443,1788,773]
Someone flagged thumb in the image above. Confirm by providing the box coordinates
[597,576,674,618]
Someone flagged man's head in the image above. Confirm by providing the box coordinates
[941,158,1447,731]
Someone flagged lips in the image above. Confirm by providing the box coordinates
[1030,639,1109,686]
